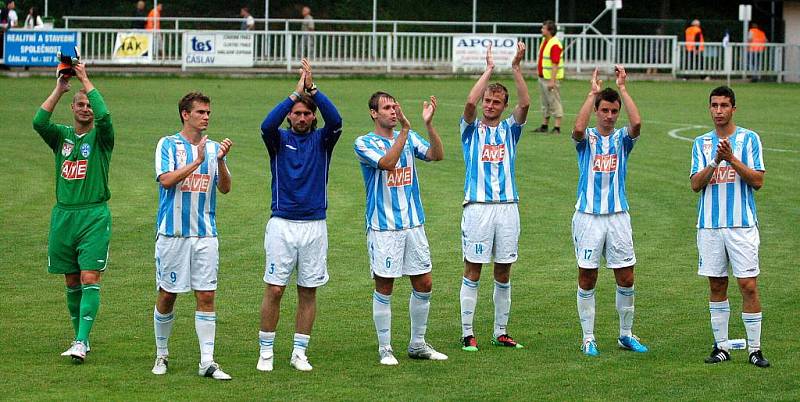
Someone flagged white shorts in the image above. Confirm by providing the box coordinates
[264,217,329,288]
[461,203,520,264]
[155,235,219,293]
[572,211,636,269]
[367,225,432,278]
[697,227,760,278]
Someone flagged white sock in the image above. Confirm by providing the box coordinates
[195,311,216,366]
[293,333,310,358]
[616,285,635,337]
[493,280,511,338]
[709,300,731,350]
[577,287,596,341]
[372,291,392,348]
[460,277,479,337]
[154,306,175,357]
[742,312,762,353]
[409,290,431,345]
[258,330,275,357]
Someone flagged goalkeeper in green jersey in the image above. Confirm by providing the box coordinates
[32,63,114,363]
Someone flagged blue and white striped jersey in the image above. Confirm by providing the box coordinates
[461,115,523,204]
[354,130,430,231]
[690,127,765,228]
[574,127,637,214]
[155,133,224,237]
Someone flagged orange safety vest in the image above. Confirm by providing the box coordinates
[748,28,766,52]
[145,9,160,30]
[685,26,704,52]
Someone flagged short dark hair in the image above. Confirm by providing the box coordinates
[368,91,394,113]
[486,83,509,104]
[543,20,557,35]
[178,92,210,123]
[594,87,620,109]
[288,94,318,131]
[709,86,736,107]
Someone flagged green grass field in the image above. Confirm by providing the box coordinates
[1,74,798,400]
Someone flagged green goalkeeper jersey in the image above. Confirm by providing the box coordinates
[33,89,115,206]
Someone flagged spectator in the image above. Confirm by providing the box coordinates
[747,23,767,82]
[132,0,146,29]
[240,7,255,31]
[532,20,564,134]
[685,19,704,53]
[145,3,162,31]
[24,6,43,29]
[298,5,314,58]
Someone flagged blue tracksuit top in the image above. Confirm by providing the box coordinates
[260,90,342,220]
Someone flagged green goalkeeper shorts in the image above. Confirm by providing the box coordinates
[48,202,112,274]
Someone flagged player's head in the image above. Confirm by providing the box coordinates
[709,86,736,127]
[593,88,621,129]
[287,94,318,134]
[136,0,145,10]
[302,6,311,16]
[369,91,398,129]
[482,83,509,120]
[541,20,556,37]
[71,89,93,125]
[240,7,250,17]
[178,91,211,132]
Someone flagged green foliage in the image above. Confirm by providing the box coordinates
[1,75,798,399]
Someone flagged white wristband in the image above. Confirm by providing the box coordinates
[708,160,718,169]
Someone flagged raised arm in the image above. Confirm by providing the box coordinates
[615,65,641,139]
[573,67,602,142]
[510,42,530,124]
[464,44,495,122]
[216,138,233,194]
[422,96,443,161]
[75,64,114,150]
[377,103,411,170]
[260,71,306,152]
[33,77,71,151]
[303,58,342,143]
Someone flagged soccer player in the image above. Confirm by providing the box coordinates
[571,66,647,357]
[257,59,342,372]
[151,92,233,380]
[354,91,446,365]
[690,86,769,368]
[33,63,112,363]
[459,42,528,351]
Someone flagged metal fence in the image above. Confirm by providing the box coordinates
[27,28,800,81]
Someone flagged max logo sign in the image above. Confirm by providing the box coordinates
[180,173,211,192]
[709,166,736,185]
[61,160,87,180]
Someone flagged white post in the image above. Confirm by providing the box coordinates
[472,0,477,33]
[555,0,559,27]
[264,0,270,61]
[739,4,752,79]
[45,0,49,17]
[372,0,377,59]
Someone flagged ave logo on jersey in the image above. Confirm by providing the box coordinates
[179,173,211,192]
[61,141,74,157]
[80,143,91,157]
[61,159,87,180]
[481,144,505,163]
[709,166,736,185]
[592,154,618,172]
[386,167,412,187]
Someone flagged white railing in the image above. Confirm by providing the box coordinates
[675,42,784,78]
[63,16,592,34]
[60,28,798,81]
